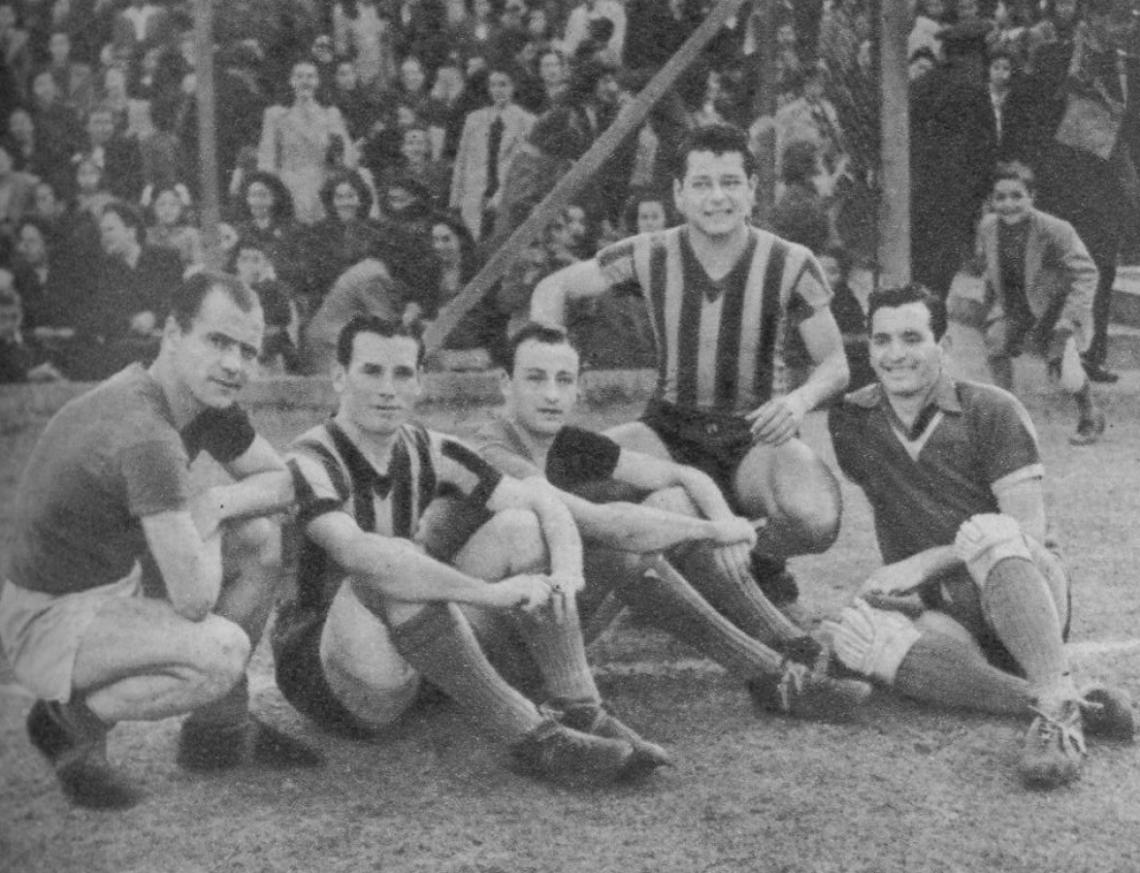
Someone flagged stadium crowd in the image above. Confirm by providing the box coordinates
[0,0,1134,386]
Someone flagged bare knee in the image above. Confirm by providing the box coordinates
[770,455,842,554]
[486,508,548,573]
[189,616,251,701]
[223,517,284,580]
[641,486,699,517]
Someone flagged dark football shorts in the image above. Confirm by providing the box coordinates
[640,398,755,511]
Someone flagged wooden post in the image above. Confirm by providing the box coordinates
[423,0,750,352]
[877,0,910,287]
[193,0,222,269]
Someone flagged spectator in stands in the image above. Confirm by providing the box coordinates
[29,179,73,243]
[382,54,436,123]
[0,2,32,104]
[394,0,450,75]
[377,171,434,237]
[333,0,398,93]
[450,66,536,240]
[29,69,84,188]
[624,0,700,73]
[819,0,870,78]
[94,64,133,136]
[486,0,530,70]
[72,155,115,222]
[385,123,451,209]
[561,0,626,65]
[910,0,947,63]
[330,57,381,145]
[909,46,938,81]
[774,64,847,187]
[818,244,873,391]
[257,58,356,225]
[300,169,382,308]
[144,183,203,271]
[231,235,300,374]
[0,139,36,243]
[910,21,997,301]
[0,278,63,383]
[425,60,468,160]
[111,0,172,58]
[46,30,95,115]
[233,170,300,268]
[72,201,180,377]
[11,216,77,339]
[78,103,145,202]
[771,139,832,255]
[448,0,502,68]
[4,107,39,176]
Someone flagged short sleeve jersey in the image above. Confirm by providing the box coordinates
[474,417,621,489]
[595,226,833,414]
[284,420,503,618]
[7,364,256,595]
[828,376,1043,565]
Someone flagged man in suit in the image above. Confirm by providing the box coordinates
[450,66,535,241]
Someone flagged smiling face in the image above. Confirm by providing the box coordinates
[636,199,667,233]
[992,177,1034,224]
[488,71,514,108]
[16,223,47,267]
[290,61,319,100]
[504,337,580,437]
[332,180,362,221]
[674,149,756,241]
[431,221,462,267]
[869,301,943,400]
[166,286,265,411]
[154,189,183,227]
[99,210,138,257]
[335,332,423,436]
[989,56,1012,90]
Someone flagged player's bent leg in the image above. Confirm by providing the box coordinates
[733,439,841,557]
[454,509,672,770]
[177,515,322,773]
[603,420,674,460]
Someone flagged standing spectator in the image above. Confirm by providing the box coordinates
[773,64,847,185]
[72,155,114,222]
[450,66,535,240]
[0,279,63,383]
[449,0,502,68]
[517,45,568,113]
[426,60,468,160]
[233,170,301,270]
[329,57,382,144]
[1036,0,1139,383]
[394,0,451,76]
[388,123,451,209]
[110,0,172,58]
[257,58,357,225]
[770,139,832,255]
[333,0,398,93]
[4,107,43,176]
[561,0,626,64]
[910,22,997,300]
[144,183,203,271]
[910,0,948,63]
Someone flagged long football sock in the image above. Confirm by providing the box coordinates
[390,603,543,742]
[615,557,785,676]
[512,594,600,704]
[981,557,1076,703]
[893,630,1031,716]
[672,545,803,645]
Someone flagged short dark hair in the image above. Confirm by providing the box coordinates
[867,283,947,341]
[101,200,145,240]
[992,160,1035,194]
[169,270,260,332]
[335,315,425,368]
[780,139,819,185]
[621,186,677,232]
[503,321,575,373]
[673,123,756,181]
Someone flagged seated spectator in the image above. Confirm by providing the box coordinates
[386,123,451,209]
[77,103,145,202]
[4,107,44,177]
[232,170,301,274]
[377,171,434,237]
[80,200,182,378]
[516,46,568,114]
[143,183,203,271]
[771,139,832,255]
[11,216,79,337]
[45,30,95,115]
[29,69,85,188]
[28,178,74,243]
[380,55,436,126]
[0,138,37,244]
[0,278,64,383]
[299,169,382,308]
[231,235,301,375]
[419,211,503,366]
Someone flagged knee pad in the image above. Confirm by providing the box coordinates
[824,599,921,685]
[953,513,1032,588]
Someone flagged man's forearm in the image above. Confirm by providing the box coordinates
[212,470,295,523]
[578,501,720,553]
[792,348,850,413]
[529,273,568,325]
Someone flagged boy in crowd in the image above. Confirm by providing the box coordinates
[974,161,1104,445]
